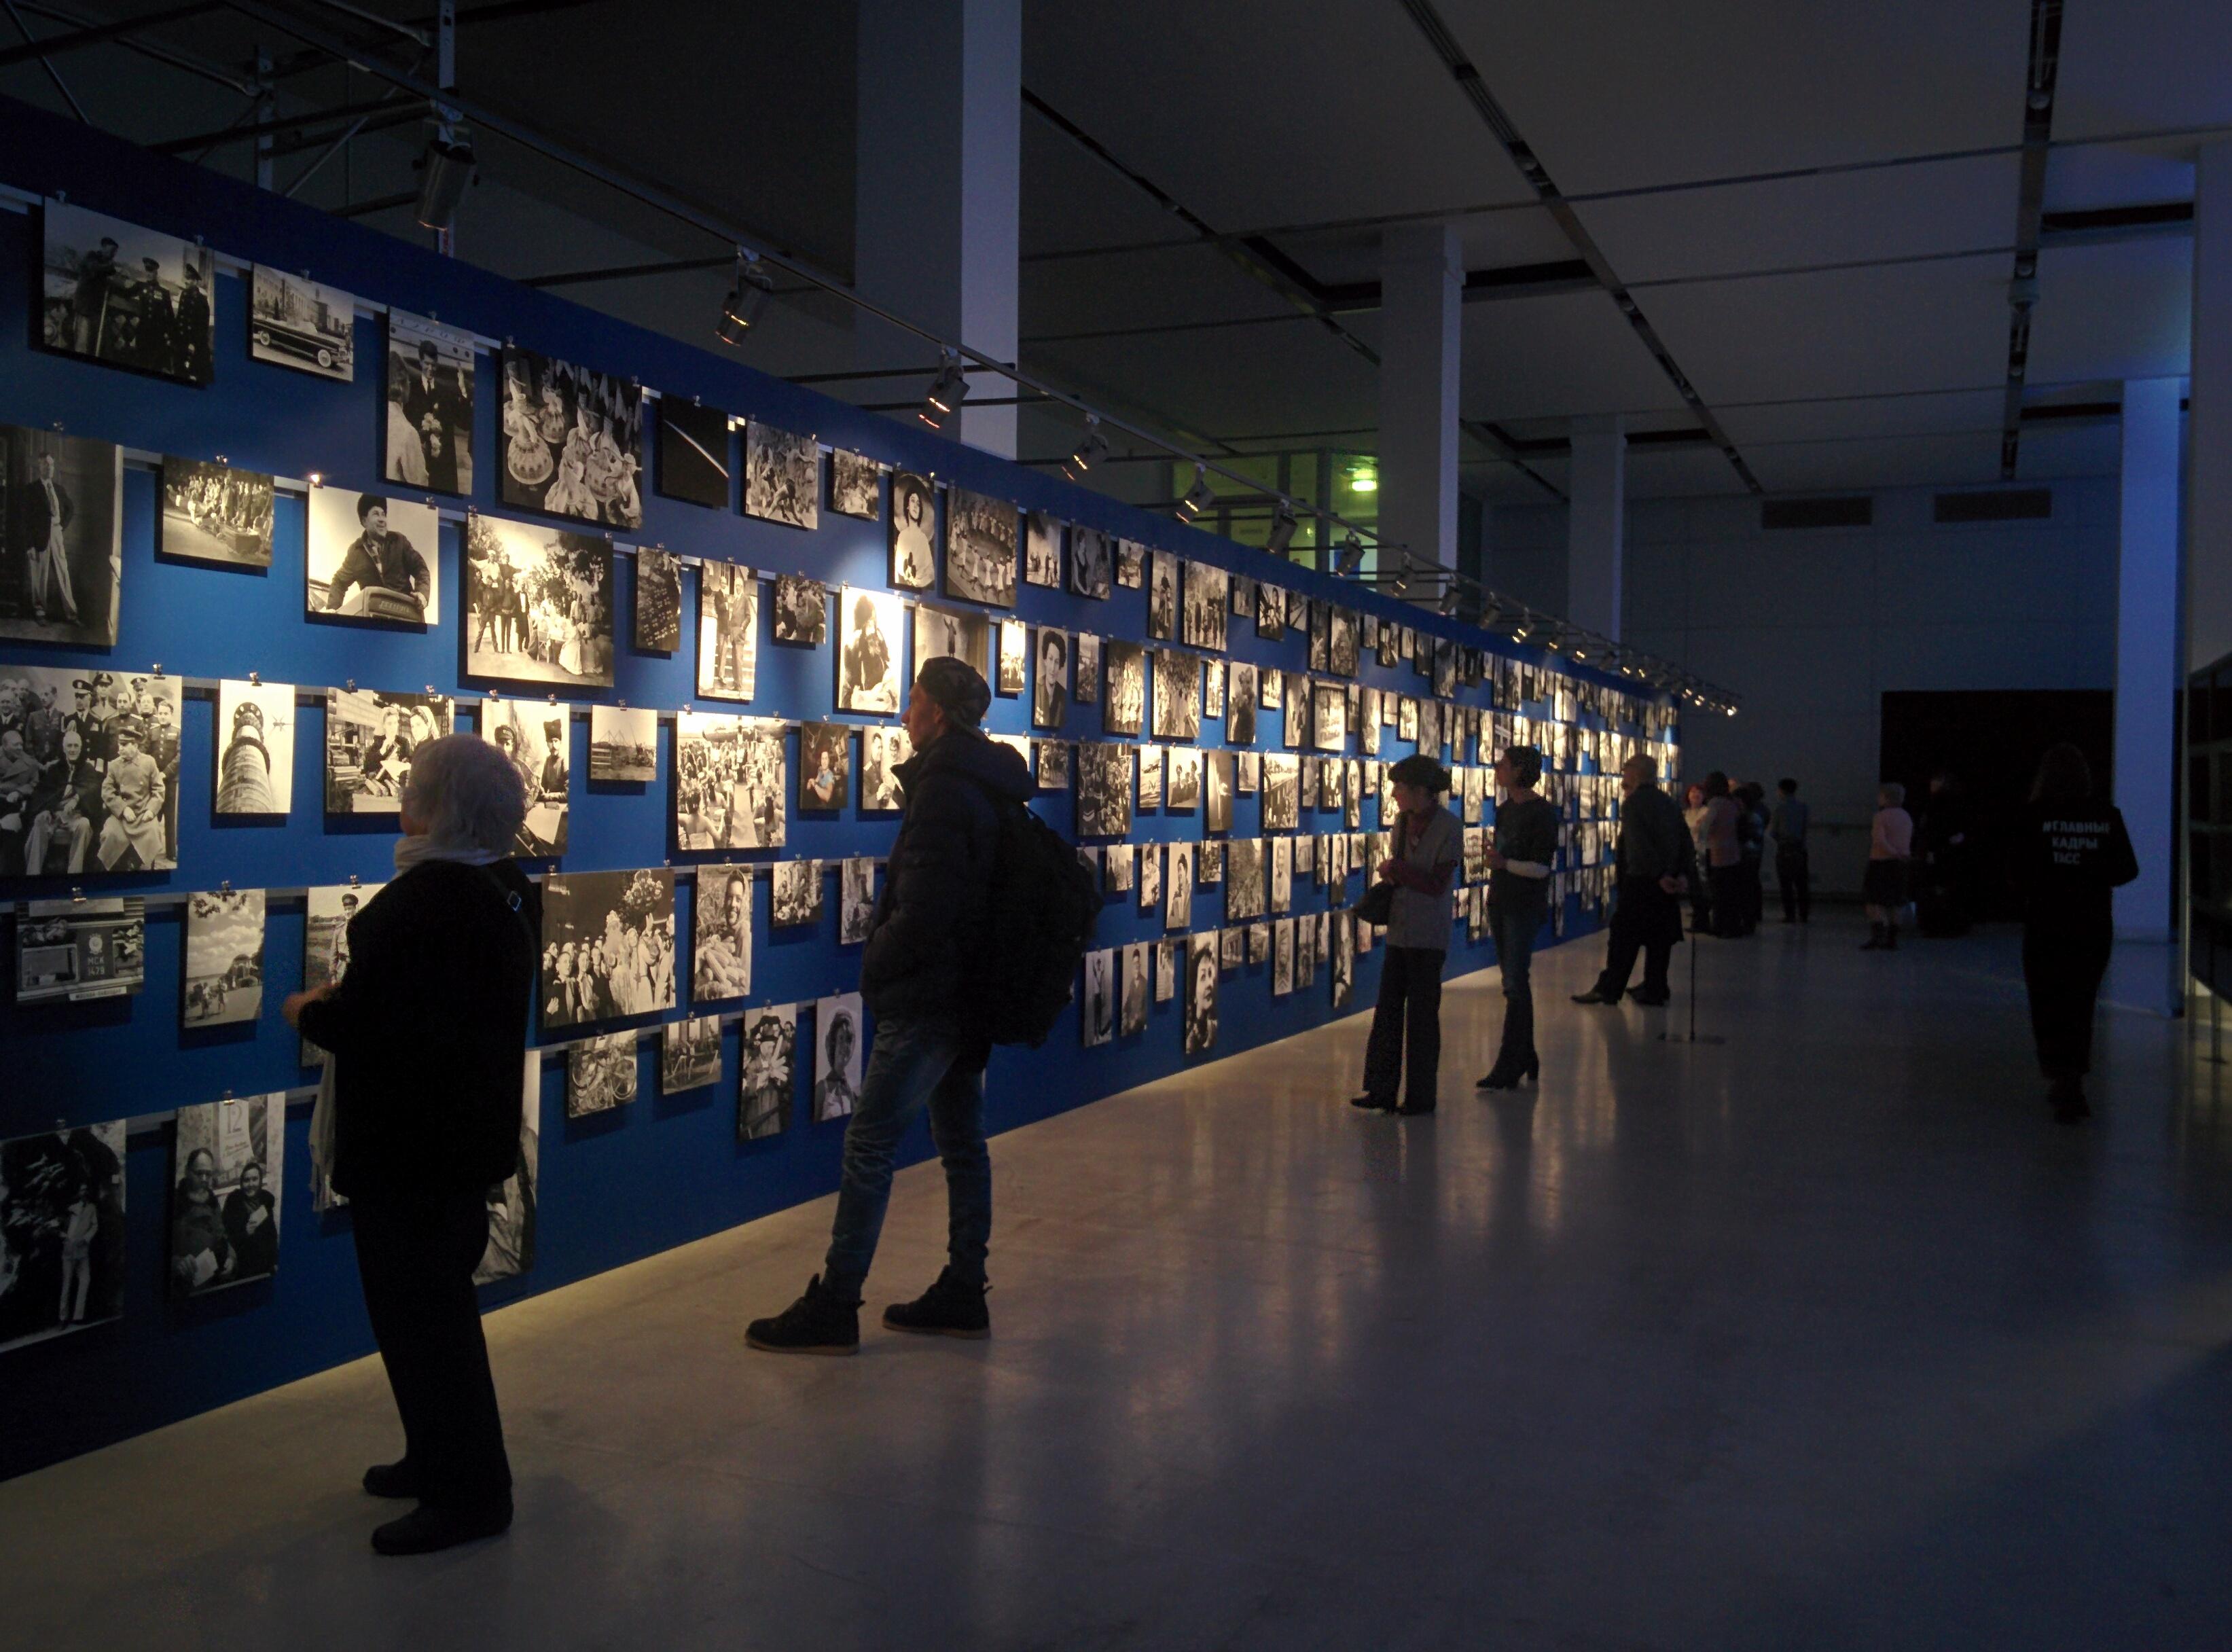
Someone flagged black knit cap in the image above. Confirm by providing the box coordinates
[916,656,991,728]
[1388,753,1450,794]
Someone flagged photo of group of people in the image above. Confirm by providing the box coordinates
[0,1121,127,1352]
[160,458,273,569]
[2,423,123,649]
[943,487,1017,608]
[0,666,181,874]
[1025,511,1060,588]
[744,420,818,530]
[675,711,785,850]
[569,1033,639,1117]
[829,448,880,520]
[773,859,823,927]
[773,575,827,645]
[385,310,475,495]
[538,867,677,1032]
[39,200,214,387]
[324,689,454,814]
[799,723,850,811]
[168,1096,281,1297]
[859,723,910,810]
[500,346,644,529]
[463,516,614,688]
[1077,742,1132,839]
[481,696,570,857]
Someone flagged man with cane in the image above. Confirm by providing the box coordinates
[1572,753,1694,1007]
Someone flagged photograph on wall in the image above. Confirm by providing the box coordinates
[1273,917,1295,995]
[306,486,439,626]
[743,419,818,530]
[0,425,122,648]
[1037,740,1070,790]
[1140,844,1162,914]
[214,678,295,816]
[944,487,1018,609]
[1206,660,1225,719]
[1081,948,1113,1047]
[160,458,272,569]
[1331,910,1355,1009]
[1074,632,1101,704]
[912,603,990,687]
[1314,682,1349,753]
[1024,511,1060,588]
[169,1096,280,1299]
[499,346,644,528]
[1283,670,1310,750]
[662,1016,722,1095]
[325,689,452,814]
[250,266,354,381]
[1104,842,1134,894]
[1070,525,1111,600]
[1076,742,1132,839]
[1255,581,1286,641]
[1102,641,1145,736]
[859,723,911,811]
[697,560,759,700]
[1032,629,1069,730]
[5,670,178,873]
[1270,836,1293,913]
[1378,620,1402,668]
[1206,750,1234,833]
[1231,573,1255,617]
[634,544,682,652]
[835,586,903,715]
[813,992,863,1121]
[675,711,785,850]
[182,888,264,1028]
[772,575,827,647]
[1309,600,1329,672]
[773,859,823,928]
[1330,607,1359,678]
[1119,941,1149,1037]
[473,1055,539,1286]
[300,883,375,1063]
[1183,932,1218,1055]
[538,867,677,1032]
[569,1032,639,1117]
[1155,937,1180,1002]
[1146,550,1178,639]
[1248,921,1270,965]
[39,200,214,385]
[1264,753,1300,832]
[799,722,850,811]
[463,514,613,688]
[1238,752,1260,794]
[384,310,474,494]
[840,857,876,945]
[1261,668,1282,712]
[1184,561,1229,651]
[1114,537,1145,591]
[738,1003,797,1140]
[17,896,144,1005]
[829,448,880,520]
[1168,746,1202,812]
[657,397,731,509]
[1166,841,1194,933]
[691,865,753,1003]
[1151,649,1202,741]
[997,622,1026,696]
[589,704,657,785]
[1137,745,1163,812]
[1227,664,1257,747]
[481,696,569,857]
[0,1121,126,1351]
[1219,924,1242,973]
[1225,838,1264,921]
[889,471,938,589]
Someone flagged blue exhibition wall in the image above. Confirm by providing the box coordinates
[0,96,1663,1480]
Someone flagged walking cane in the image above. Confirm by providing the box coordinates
[1660,889,1724,1047]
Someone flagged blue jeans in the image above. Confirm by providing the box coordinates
[823,1013,990,1299]
[1490,902,1540,1067]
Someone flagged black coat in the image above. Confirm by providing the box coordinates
[297,859,539,1202]
[859,727,1032,1024]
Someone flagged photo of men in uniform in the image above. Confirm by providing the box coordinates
[39,200,214,386]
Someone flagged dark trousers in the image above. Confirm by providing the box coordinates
[2022,924,2114,1081]
[1490,904,1541,1069]
[1363,945,1444,1109]
[352,1190,511,1511]
[1596,878,1680,1000]
[1776,843,1811,922]
[1708,864,1748,937]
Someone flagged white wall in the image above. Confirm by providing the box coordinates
[1492,480,2121,895]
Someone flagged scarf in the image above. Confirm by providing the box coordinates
[393,833,507,872]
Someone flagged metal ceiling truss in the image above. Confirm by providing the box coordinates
[1999,0,2062,479]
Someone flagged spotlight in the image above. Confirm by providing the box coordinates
[918,351,968,429]
[1176,464,1214,521]
[717,251,774,345]
[1063,416,1109,482]
[1439,586,1460,617]
[1264,497,1298,556]
[1391,558,1409,596]
[1335,533,1365,575]
[414,129,476,231]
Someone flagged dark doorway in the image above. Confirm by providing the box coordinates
[1879,689,2114,923]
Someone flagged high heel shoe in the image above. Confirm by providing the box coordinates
[1475,1055,1540,1090]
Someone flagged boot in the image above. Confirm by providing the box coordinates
[370,1499,512,1556]
[1860,924,1886,951]
[362,1458,420,1500]
[2049,1076,2092,1124]
[883,1267,991,1339]
[746,1273,861,1355]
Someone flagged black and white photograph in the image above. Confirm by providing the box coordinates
[1152,649,1202,741]
[889,471,938,590]
[1271,834,1294,912]
[1104,842,1134,893]
[1309,600,1330,672]
[1261,667,1282,711]
[1361,691,1382,756]
[1183,932,1218,1056]
[1227,664,1257,746]
[325,689,454,814]
[738,1004,797,1140]
[840,857,876,945]
[698,560,759,700]
[482,697,569,857]
[1399,696,1419,743]
[772,574,827,646]
[161,457,272,569]
[1037,740,1070,789]
[1166,840,1194,932]
[799,723,850,811]
[1109,537,1140,590]
[657,398,732,509]
[473,1059,539,1285]
[859,723,911,811]
[634,544,682,652]
[1032,628,1070,729]
[836,586,903,715]
[1232,573,1255,617]
[1184,561,1229,651]
[814,992,863,1121]
[465,515,613,688]
[1070,525,1111,599]
[300,882,377,1064]
[1226,838,1264,921]
[1076,742,1132,839]
[569,1032,639,1117]
[1102,640,1145,735]
[1157,937,1181,1002]
[1435,636,1458,698]
[1273,917,1295,996]
[590,704,658,785]
[1314,681,1349,753]
[997,622,1026,696]
[1331,911,1356,1009]
[17,896,144,1004]
[1256,579,1286,640]
[1330,607,1360,677]
[500,346,644,528]
[385,310,475,495]
[773,859,823,928]
[1239,752,1260,794]
[1,423,123,648]
[182,888,264,1028]
[1081,948,1114,1047]
[1120,941,1149,1037]
[829,448,880,520]
[0,1121,126,1351]
[308,486,440,626]
[1075,632,1101,704]
[1137,745,1162,811]
[1379,619,1403,668]
[944,486,1018,608]
[1146,550,1178,638]
[744,420,818,529]
[250,266,355,382]
[1200,841,1224,886]
[170,1096,281,1297]
[538,867,677,1032]
[674,711,785,850]
[1140,840,1162,912]
[1284,670,1310,750]
[912,603,991,687]
[1249,922,1270,965]
[39,200,215,385]
[1168,746,1202,811]
[691,866,753,1003]
[1024,511,1061,588]
[662,1016,723,1094]
[1220,924,1243,972]
[215,678,295,816]
[1206,751,1234,833]
[1206,660,1225,719]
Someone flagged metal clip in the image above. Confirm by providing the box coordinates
[248,671,259,686]
[308,472,323,486]
[220,880,232,895]
[71,886,85,903]
[346,678,355,692]
[349,874,361,888]
[221,1090,236,1105]
[425,685,435,698]
[215,454,228,465]
[617,698,626,709]
[548,693,558,706]
[152,664,164,678]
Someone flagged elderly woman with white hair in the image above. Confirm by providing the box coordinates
[283,734,539,1557]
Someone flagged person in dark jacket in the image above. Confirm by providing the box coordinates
[1574,754,1695,1006]
[1770,778,1810,924]
[1350,754,1462,1115]
[749,656,1030,1354]
[2016,743,2139,1124]
[1477,744,1558,1090]
[285,735,538,1556]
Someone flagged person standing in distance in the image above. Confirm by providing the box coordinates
[748,656,1032,1353]
[1476,744,1558,1089]
[1351,754,1461,1115]
[1573,753,1695,1007]
[1860,783,1915,951]
[1770,778,1810,924]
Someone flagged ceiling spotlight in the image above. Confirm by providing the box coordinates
[1347,459,1378,494]
[1264,497,1299,556]
[1063,416,1109,482]
[1438,586,1460,616]
[1511,620,1530,643]
[1335,533,1365,575]
[717,250,775,346]
[918,351,969,429]
[414,128,476,231]
[1176,464,1215,521]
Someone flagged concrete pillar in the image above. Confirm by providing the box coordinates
[2117,377,2180,953]
[2189,141,2232,672]
[1376,223,1462,577]
[855,0,1020,458]
[1566,415,1625,640]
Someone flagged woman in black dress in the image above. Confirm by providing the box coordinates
[1478,745,1560,1089]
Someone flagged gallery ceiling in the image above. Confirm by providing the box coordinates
[0,0,2221,513]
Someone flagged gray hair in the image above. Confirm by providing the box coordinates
[403,734,528,853]
[1879,781,1905,807]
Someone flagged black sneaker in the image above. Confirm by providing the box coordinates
[746,1274,860,1355]
[884,1268,990,1340]
[371,1500,512,1556]
[363,1458,420,1500]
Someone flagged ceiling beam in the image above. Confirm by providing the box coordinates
[1998,0,2062,480]
[0,0,221,71]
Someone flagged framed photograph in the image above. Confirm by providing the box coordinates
[1379,618,1403,668]
[744,419,818,529]
[662,1016,723,1094]
[1157,937,1181,1001]
[633,545,681,652]
[569,1032,639,1117]
[1205,660,1225,719]
[1220,922,1242,972]
[385,310,475,494]
[840,857,876,944]
[473,1062,539,1285]
[799,723,850,811]
[0,1121,126,1350]
[1248,921,1270,965]
[463,514,613,687]
[499,345,644,528]
[912,603,990,686]
[1273,916,1295,994]
[1225,838,1263,921]
[1070,526,1111,599]
[859,723,911,811]
[675,712,785,850]
[1104,842,1134,894]
[1330,607,1359,677]
[1183,932,1218,1054]
[773,859,823,927]
[1151,649,1202,741]
[538,867,677,1031]
[813,993,864,1121]
[1206,751,1234,833]
[1238,751,1260,793]
[1081,948,1114,1047]
[1232,573,1255,616]
[1184,561,1229,651]
[307,485,439,626]
[771,574,828,647]
[1076,743,1132,839]
[1283,670,1310,749]
[1024,511,1061,588]
[1115,537,1146,590]
[1168,746,1202,811]
[1075,633,1101,704]
[1146,550,1178,639]
[1119,941,1149,1037]
[215,678,295,815]
[1140,844,1162,912]
[822,585,902,715]
[1261,667,1282,711]
[1102,641,1145,736]
[301,882,379,1064]
[1227,664,1257,746]
[0,424,123,647]
[1263,754,1300,832]
[1270,836,1293,912]
[1166,841,1193,932]
[325,689,454,814]
[738,1003,797,1139]
[250,266,354,381]
[170,1095,281,1297]
[160,458,272,569]
[1037,740,1070,790]
[1256,581,1286,640]
[829,448,880,520]
[1309,600,1330,672]
[1032,628,1070,729]
[889,471,938,589]
[481,696,569,857]
[589,704,657,784]
[653,397,731,509]
[943,486,1018,608]
[997,621,1026,696]
[17,897,145,1003]
[691,865,753,1003]
[1138,745,1163,812]
[39,200,214,385]
[182,888,265,1028]
[1314,682,1349,753]
[697,560,759,700]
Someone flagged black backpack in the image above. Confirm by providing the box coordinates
[967,782,1100,1046]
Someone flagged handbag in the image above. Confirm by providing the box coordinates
[1356,878,1397,927]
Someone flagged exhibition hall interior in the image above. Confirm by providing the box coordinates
[2,0,2230,1644]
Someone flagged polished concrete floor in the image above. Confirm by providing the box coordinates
[12,916,2232,1651]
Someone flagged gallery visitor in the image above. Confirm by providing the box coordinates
[1351,753,1461,1115]
[1861,782,1915,951]
[748,656,1030,1354]
[1734,781,1768,934]
[1477,744,1557,1090]
[1698,772,1743,937]
[1682,780,1713,935]
[283,734,539,1557]
[1770,778,1810,924]
[2015,744,2139,1124]
[1572,753,1695,1007]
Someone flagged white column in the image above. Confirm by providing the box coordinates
[1376,223,1462,575]
[1566,415,1625,640]
[2117,378,2180,954]
[2189,141,2232,671]
[855,0,1020,458]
